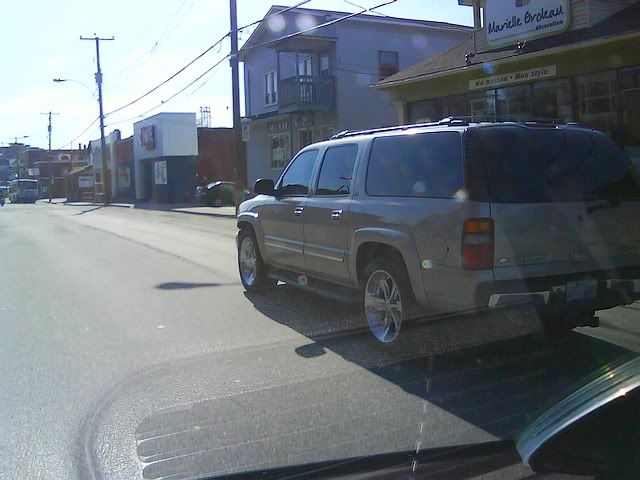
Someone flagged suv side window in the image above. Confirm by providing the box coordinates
[316,144,358,195]
[366,132,463,198]
[278,149,318,196]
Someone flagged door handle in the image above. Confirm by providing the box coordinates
[293,206,304,216]
[331,209,343,221]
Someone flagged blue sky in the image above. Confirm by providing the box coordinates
[0,0,472,150]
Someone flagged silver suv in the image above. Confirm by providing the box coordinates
[237,119,640,343]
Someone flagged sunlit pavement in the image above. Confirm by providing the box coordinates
[1,202,637,479]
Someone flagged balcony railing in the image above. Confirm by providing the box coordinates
[279,76,335,112]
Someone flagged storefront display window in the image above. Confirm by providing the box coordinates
[496,85,532,121]
[270,133,290,169]
[409,99,441,123]
[532,78,573,122]
[469,90,496,122]
[620,66,640,167]
[442,95,469,118]
[577,71,617,135]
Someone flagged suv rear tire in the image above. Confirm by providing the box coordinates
[238,228,276,292]
[361,258,412,344]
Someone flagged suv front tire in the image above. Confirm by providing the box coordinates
[237,228,276,292]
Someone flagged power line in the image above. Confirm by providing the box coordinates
[243,0,399,52]
[55,116,99,150]
[125,54,231,120]
[105,32,230,117]
[114,0,196,78]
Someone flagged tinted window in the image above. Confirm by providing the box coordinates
[366,132,463,198]
[278,150,318,196]
[475,127,640,202]
[316,145,358,195]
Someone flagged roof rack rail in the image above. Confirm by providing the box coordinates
[329,117,469,140]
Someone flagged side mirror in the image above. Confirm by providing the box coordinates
[254,178,275,196]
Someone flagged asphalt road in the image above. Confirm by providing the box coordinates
[1,202,638,480]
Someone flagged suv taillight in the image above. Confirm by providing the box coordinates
[462,218,494,270]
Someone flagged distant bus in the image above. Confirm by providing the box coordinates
[8,179,38,204]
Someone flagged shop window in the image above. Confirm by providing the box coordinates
[620,66,640,167]
[270,133,290,169]
[442,95,469,118]
[378,51,399,80]
[496,85,532,121]
[469,90,496,122]
[409,98,441,123]
[321,125,335,140]
[298,128,313,150]
[577,71,617,135]
[532,78,573,122]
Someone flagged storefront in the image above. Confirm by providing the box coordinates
[244,111,336,187]
[375,0,640,166]
[133,113,198,203]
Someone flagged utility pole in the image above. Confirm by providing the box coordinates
[41,111,60,202]
[230,0,246,214]
[81,34,114,205]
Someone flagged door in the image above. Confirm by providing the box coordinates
[303,144,359,282]
[260,149,319,271]
[298,54,313,104]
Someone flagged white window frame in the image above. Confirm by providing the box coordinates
[264,70,278,106]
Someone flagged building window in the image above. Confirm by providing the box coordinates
[469,90,496,122]
[532,78,573,122]
[577,71,617,135]
[496,85,532,121]
[620,66,640,166]
[442,95,469,118]
[264,71,278,106]
[409,99,441,123]
[320,54,330,78]
[270,133,290,169]
[298,128,313,150]
[378,51,399,80]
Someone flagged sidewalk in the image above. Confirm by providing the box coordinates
[40,198,236,219]
[134,202,236,218]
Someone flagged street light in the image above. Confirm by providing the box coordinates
[53,78,96,99]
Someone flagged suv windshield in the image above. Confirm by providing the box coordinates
[475,126,640,203]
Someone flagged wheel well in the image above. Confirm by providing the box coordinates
[237,221,253,234]
[355,242,407,284]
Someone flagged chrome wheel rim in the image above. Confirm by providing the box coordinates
[364,270,403,343]
[239,236,257,286]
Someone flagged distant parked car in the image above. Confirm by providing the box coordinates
[195,181,249,207]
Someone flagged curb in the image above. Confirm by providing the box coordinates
[59,201,236,219]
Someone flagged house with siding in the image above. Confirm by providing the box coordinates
[239,5,471,186]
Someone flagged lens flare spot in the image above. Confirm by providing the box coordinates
[295,14,317,31]
[267,14,286,34]
[412,34,428,49]
[483,62,495,75]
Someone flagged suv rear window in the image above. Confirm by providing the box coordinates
[366,131,463,198]
[475,126,640,203]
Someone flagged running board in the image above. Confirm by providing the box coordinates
[269,269,359,304]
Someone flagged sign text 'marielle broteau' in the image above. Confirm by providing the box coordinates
[488,4,566,36]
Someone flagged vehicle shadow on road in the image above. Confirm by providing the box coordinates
[244,284,635,440]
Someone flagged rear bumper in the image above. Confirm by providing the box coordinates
[479,267,640,311]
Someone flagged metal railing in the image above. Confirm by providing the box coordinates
[279,76,335,110]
